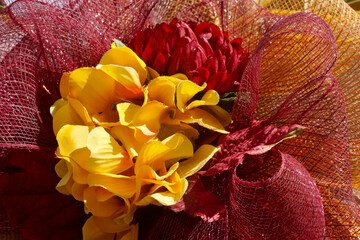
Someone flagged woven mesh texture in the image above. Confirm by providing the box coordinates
[0,0,359,239]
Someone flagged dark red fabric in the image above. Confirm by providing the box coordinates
[0,0,358,239]
[0,149,86,239]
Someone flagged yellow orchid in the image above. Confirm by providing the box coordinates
[51,46,147,132]
[133,133,219,206]
[116,74,232,144]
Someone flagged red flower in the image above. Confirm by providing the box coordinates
[129,19,249,93]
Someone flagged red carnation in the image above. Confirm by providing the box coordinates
[129,19,249,93]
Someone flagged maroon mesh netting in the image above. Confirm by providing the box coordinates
[0,0,359,239]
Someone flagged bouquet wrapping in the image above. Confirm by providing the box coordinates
[0,0,360,239]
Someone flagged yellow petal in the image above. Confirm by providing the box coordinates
[84,187,125,218]
[52,98,93,135]
[55,158,68,178]
[68,97,93,125]
[98,64,141,89]
[158,162,179,180]
[99,47,147,84]
[111,126,143,159]
[157,123,199,143]
[178,145,220,178]
[56,171,71,195]
[83,216,116,240]
[133,125,157,142]
[136,165,157,180]
[176,80,206,112]
[65,174,75,196]
[202,105,232,127]
[186,90,220,110]
[171,73,188,80]
[53,103,84,136]
[147,77,176,107]
[57,125,90,157]
[136,164,178,181]
[162,133,193,165]
[163,172,187,194]
[116,102,140,126]
[147,67,160,80]
[164,76,183,85]
[86,127,133,174]
[121,205,137,225]
[60,72,70,99]
[50,98,66,117]
[98,64,143,95]
[92,216,132,234]
[135,163,183,204]
[132,101,167,134]
[71,182,87,201]
[181,108,229,134]
[95,188,115,202]
[118,101,167,141]
[91,108,119,126]
[69,159,88,184]
[70,148,91,170]
[68,67,116,115]
[120,224,138,240]
[147,180,174,195]
[88,173,136,199]
[137,178,187,206]
[139,134,191,173]
[135,141,171,173]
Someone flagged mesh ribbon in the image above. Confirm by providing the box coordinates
[0,0,359,239]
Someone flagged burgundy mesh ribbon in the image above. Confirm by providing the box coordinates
[0,0,359,239]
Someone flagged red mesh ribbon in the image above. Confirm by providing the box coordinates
[145,150,325,239]
[0,0,359,239]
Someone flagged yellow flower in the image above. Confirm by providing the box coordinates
[54,124,136,215]
[51,47,147,133]
[116,74,232,144]
[133,133,219,206]
[51,45,232,239]
[83,215,138,240]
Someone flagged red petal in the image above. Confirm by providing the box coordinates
[152,51,168,74]
[204,56,218,76]
[203,121,305,176]
[198,37,213,55]
[141,36,157,66]
[193,22,210,36]
[226,51,238,73]
[231,38,244,53]
[217,72,240,93]
[206,72,226,92]
[188,67,210,85]
[168,48,185,75]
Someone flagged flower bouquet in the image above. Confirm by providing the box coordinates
[0,0,359,239]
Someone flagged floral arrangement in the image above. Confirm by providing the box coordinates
[0,0,360,239]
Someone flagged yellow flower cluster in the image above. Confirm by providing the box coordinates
[51,46,231,240]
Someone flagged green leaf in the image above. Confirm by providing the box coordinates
[218,92,238,112]
[113,39,126,47]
